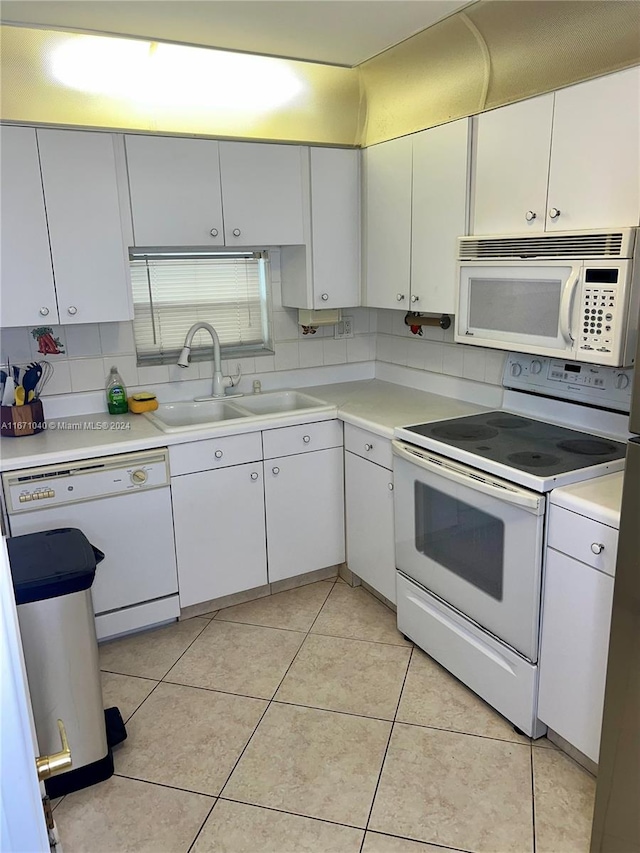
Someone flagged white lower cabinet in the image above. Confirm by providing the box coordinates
[171,462,267,608]
[345,451,396,603]
[538,506,618,762]
[264,446,345,583]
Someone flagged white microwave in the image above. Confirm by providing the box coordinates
[455,229,640,367]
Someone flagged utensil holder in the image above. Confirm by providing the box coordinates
[0,400,45,437]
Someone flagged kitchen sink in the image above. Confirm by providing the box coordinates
[234,390,329,416]
[144,400,249,432]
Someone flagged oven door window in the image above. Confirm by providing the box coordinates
[415,481,504,600]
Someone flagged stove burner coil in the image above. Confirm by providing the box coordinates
[506,451,561,468]
[486,416,531,430]
[431,424,499,441]
[556,439,619,456]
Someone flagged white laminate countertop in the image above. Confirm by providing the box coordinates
[0,380,490,473]
[550,471,625,528]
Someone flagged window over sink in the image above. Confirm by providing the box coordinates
[130,249,274,365]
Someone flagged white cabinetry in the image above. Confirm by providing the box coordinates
[538,503,619,762]
[0,127,132,327]
[263,420,345,583]
[125,135,305,247]
[363,119,469,313]
[170,433,266,608]
[344,425,395,603]
[473,68,640,235]
[281,147,361,310]
[0,126,56,328]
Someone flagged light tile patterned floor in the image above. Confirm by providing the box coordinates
[54,579,596,853]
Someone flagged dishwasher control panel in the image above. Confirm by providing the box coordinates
[2,450,170,514]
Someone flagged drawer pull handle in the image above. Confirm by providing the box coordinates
[303,435,311,444]
[591,542,604,555]
[365,443,373,451]
[388,482,394,491]
[250,472,259,481]
[272,466,280,475]
[214,450,223,459]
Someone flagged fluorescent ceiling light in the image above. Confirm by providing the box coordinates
[50,36,304,112]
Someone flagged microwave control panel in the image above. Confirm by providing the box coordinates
[504,354,633,412]
[578,276,620,357]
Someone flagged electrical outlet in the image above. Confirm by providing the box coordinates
[334,315,354,339]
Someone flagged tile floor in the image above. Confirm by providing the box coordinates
[54,578,596,853]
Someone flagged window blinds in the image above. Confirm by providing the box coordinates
[130,252,272,365]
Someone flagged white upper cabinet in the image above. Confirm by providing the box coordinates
[125,135,224,246]
[280,147,361,310]
[218,141,305,246]
[362,135,413,310]
[472,95,553,235]
[37,129,132,325]
[411,119,469,315]
[125,136,305,247]
[0,126,57,328]
[363,121,469,313]
[472,68,640,235]
[546,67,640,232]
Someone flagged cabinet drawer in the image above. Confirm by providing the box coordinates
[548,505,619,576]
[169,432,262,476]
[262,420,343,459]
[344,423,392,469]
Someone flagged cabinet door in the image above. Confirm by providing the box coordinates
[362,136,412,309]
[37,130,132,325]
[538,549,614,762]
[0,126,57,327]
[219,141,305,246]
[265,447,345,582]
[345,452,396,603]
[125,135,224,246]
[547,68,640,231]
[411,119,469,314]
[172,463,267,608]
[310,147,361,309]
[472,94,553,235]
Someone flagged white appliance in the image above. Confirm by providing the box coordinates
[455,228,639,367]
[2,450,179,640]
[393,354,632,737]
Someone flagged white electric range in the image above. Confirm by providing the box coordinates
[392,353,632,738]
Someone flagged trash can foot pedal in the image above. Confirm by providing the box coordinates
[105,706,127,748]
[45,748,114,798]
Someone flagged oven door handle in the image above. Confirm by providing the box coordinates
[392,440,544,514]
[559,269,580,344]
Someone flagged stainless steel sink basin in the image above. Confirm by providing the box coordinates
[234,390,329,416]
[144,400,249,433]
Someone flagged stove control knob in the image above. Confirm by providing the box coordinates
[510,363,523,377]
[615,374,630,390]
[530,359,543,375]
[591,542,604,555]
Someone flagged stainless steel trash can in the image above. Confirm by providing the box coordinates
[7,527,114,797]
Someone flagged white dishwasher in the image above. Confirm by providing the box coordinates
[2,450,179,640]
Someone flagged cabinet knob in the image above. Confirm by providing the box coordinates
[232,228,241,237]
[303,435,311,443]
[321,293,329,301]
[39,307,50,316]
[250,472,259,481]
[396,293,405,302]
[210,228,219,237]
[388,482,394,491]
[272,466,280,475]
[549,207,561,219]
[411,295,419,303]
[214,450,223,459]
[525,210,537,222]
[365,443,373,451]
[67,306,78,315]
[591,542,604,555]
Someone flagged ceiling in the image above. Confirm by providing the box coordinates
[0,0,473,67]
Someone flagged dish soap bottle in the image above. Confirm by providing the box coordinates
[106,366,129,415]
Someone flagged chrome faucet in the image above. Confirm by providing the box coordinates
[177,322,240,399]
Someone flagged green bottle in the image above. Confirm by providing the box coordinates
[106,366,129,415]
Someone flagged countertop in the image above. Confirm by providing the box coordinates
[0,380,489,473]
[550,471,625,528]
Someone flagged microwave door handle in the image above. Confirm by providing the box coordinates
[392,441,543,514]
[559,272,580,344]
